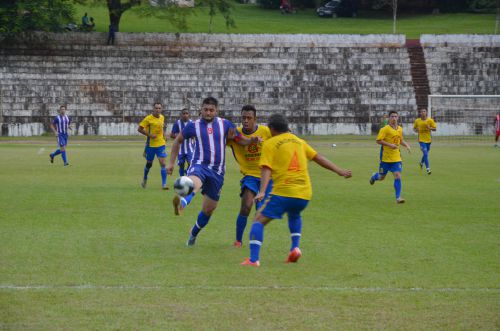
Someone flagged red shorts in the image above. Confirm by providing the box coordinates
[496,130,500,139]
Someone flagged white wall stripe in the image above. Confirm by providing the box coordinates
[0,284,498,293]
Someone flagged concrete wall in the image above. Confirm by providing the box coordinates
[0,33,416,136]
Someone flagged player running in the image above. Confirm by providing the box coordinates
[369,111,411,204]
[170,108,194,176]
[413,108,437,174]
[241,114,352,267]
[495,113,500,147]
[138,102,169,190]
[49,105,71,166]
[167,97,261,246]
[227,105,272,248]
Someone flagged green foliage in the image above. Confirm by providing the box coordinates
[0,0,75,43]
[197,0,236,32]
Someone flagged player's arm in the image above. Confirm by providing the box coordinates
[163,123,168,141]
[400,139,411,153]
[254,166,272,202]
[138,126,156,139]
[428,120,437,131]
[167,133,184,175]
[312,153,352,178]
[376,139,397,149]
[413,121,419,133]
[50,123,58,135]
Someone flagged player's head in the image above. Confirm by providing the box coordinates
[200,97,218,122]
[241,105,257,131]
[180,108,190,121]
[388,111,398,125]
[419,108,427,119]
[268,113,289,136]
[59,105,67,114]
[153,102,162,117]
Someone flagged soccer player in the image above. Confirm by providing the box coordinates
[227,105,272,248]
[495,112,500,147]
[138,102,168,190]
[369,110,411,204]
[241,114,352,267]
[413,108,437,174]
[49,105,71,166]
[167,97,261,246]
[170,108,194,176]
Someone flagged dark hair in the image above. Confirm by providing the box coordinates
[154,102,162,107]
[181,108,189,113]
[202,97,218,107]
[389,111,398,116]
[241,105,256,117]
[268,114,289,133]
[59,105,66,109]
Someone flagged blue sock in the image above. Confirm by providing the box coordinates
[160,167,167,186]
[181,192,195,208]
[61,151,67,164]
[394,178,402,199]
[179,165,185,176]
[288,215,302,251]
[423,151,429,169]
[249,222,264,262]
[190,211,211,237]
[371,172,380,181]
[143,167,150,180]
[235,214,248,242]
[52,149,61,157]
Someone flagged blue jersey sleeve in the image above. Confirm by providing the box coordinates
[52,117,59,125]
[171,121,180,135]
[182,122,196,139]
[224,119,241,139]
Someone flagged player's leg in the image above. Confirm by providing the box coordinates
[234,187,255,247]
[419,142,430,172]
[49,135,63,163]
[186,193,218,246]
[285,198,308,263]
[178,154,185,176]
[425,143,431,174]
[172,174,202,215]
[370,163,387,184]
[157,145,168,189]
[142,147,155,188]
[393,164,404,203]
[58,134,69,165]
[495,131,499,147]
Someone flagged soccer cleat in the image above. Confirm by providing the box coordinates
[286,247,302,263]
[240,258,260,267]
[173,195,184,216]
[162,184,169,190]
[369,174,376,185]
[396,198,406,204]
[186,235,196,246]
[64,163,70,166]
[233,240,242,248]
[141,179,147,189]
[426,169,432,175]
[49,154,54,163]
[419,162,423,170]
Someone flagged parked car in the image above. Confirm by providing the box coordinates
[316,0,353,18]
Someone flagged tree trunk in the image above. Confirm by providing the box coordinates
[392,0,397,34]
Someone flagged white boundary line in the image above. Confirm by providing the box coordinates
[1,284,498,293]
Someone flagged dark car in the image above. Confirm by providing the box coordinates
[316,0,353,18]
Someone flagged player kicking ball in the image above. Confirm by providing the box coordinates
[369,111,411,204]
[241,114,352,267]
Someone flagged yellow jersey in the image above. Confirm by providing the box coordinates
[227,125,272,178]
[377,125,404,163]
[139,114,166,147]
[413,117,436,143]
[259,132,318,200]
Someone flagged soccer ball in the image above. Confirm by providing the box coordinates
[174,176,194,197]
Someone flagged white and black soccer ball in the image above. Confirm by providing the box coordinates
[174,176,194,197]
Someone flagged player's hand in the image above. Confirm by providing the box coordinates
[254,191,265,202]
[166,165,174,175]
[406,146,411,154]
[390,143,398,149]
[339,169,352,178]
[227,128,236,140]
[251,136,263,144]
[150,134,157,139]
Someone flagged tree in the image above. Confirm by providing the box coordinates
[0,0,75,43]
[202,0,235,33]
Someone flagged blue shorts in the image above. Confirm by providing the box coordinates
[57,133,68,147]
[379,161,403,175]
[178,152,193,166]
[145,145,167,162]
[240,176,273,210]
[419,142,431,152]
[187,164,224,201]
[259,194,309,220]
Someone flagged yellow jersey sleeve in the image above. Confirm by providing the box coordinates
[229,125,272,177]
[140,115,166,147]
[260,133,313,200]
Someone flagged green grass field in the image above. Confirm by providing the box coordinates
[75,3,498,37]
[0,136,499,329]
